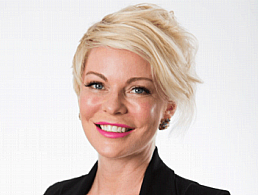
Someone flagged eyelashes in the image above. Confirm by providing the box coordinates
[131,86,150,95]
[85,81,104,90]
[84,81,151,95]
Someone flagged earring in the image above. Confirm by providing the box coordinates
[79,113,81,120]
[159,118,170,130]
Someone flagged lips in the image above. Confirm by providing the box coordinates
[94,122,135,139]
[95,122,134,133]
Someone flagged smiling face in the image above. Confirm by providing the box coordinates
[79,47,173,159]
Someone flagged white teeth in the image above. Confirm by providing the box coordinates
[117,127,122,133]
[111,126,118,132]
[100,125,129,133]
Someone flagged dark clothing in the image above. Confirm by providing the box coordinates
[44,147,230,195]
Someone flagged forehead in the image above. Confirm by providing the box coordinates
[84,47,152,78]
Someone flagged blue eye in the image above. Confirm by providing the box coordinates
[85,82,104,90]
[132,87,150,94]
[93,83,103,89]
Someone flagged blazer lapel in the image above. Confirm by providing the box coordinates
[139,147,177,195]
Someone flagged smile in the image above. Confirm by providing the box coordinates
[96,124,133,133]
[95,122,135,138]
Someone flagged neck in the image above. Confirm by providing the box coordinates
[90,144,155,195]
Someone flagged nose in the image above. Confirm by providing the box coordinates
[102,91,128,115]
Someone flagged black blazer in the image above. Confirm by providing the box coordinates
[44,147,230,195]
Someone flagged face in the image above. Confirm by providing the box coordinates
[79,47,172,159]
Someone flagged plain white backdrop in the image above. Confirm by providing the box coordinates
[0,0,257,194]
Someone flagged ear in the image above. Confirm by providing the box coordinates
[163,101,177,119]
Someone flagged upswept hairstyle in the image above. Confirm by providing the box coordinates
[73,3,202,132]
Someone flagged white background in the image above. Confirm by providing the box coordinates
[0,0,257,194]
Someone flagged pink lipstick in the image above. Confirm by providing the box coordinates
[95,122,134,139]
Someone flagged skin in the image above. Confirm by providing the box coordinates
[78,47,176,195]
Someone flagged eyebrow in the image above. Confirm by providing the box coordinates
[126,77,153,84]
[85,71,107,81]
[85,71,153,83]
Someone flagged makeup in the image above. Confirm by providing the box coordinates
[95,122,134,138]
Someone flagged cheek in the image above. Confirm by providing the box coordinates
[79,92,102,119]
[130,99,163,125]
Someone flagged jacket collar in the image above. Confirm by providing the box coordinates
[139,147,176,194]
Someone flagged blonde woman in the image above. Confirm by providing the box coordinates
[44,4,230,195]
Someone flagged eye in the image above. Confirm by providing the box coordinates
[131,87,150,95]
[85,82,104,90]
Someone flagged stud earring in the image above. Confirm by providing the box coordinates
[159,118,170,130]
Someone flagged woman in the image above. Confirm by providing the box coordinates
[44,3,230,195]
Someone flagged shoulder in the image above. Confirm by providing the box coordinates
[143,147,230,195]
[43,162,97,195]
[142,147,230,195]
[43,175,87,195]
[175,174,230,195]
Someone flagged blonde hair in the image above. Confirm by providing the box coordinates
[73,3,202,132]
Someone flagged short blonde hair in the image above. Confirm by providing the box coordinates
[73,3,202,131]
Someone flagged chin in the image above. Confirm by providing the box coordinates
[95,144,128,159]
